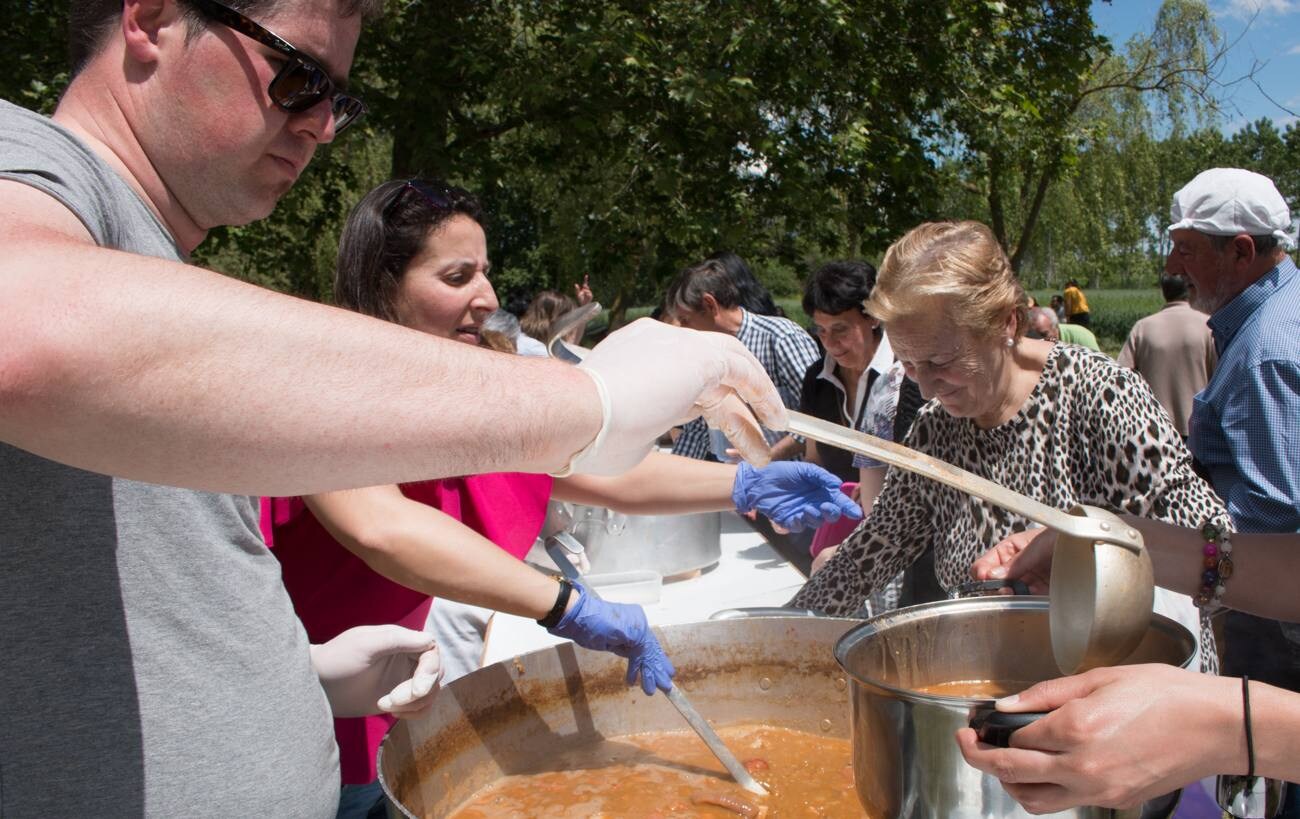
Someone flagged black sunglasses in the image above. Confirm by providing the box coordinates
[188,0,366,134]
[382,180,455,220]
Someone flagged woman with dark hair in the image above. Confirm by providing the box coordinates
[266,178,860,818]
[798,261,926,600]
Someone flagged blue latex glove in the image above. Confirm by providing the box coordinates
[732,461,864,533]
[546,583,675,695]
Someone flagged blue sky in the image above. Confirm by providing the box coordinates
[1091,0,1299,133]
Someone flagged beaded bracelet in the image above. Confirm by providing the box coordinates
[1194,520,1234,608]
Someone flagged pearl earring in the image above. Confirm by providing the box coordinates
[1005,337,1015,348]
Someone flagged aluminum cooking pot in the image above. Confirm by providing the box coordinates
[527,500,722,579]
[378,616,860,817]
[835,597,1197,819]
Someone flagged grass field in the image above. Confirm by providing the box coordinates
[621,288,1165,358]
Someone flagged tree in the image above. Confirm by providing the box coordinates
[932,0,1230,273]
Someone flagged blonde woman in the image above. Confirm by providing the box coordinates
[789,221,1228,672]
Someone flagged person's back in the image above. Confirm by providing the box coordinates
[1117,276,1215,437]
[0,100,338,816]
[1057,322,1100,351]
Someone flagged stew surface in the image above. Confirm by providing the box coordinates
[913,679,1030,699]
[447,724,862,818]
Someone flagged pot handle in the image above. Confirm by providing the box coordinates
[950,578,1032,599]
[969,708,1047,748]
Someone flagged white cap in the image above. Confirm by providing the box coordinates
[1167,168,1295,250]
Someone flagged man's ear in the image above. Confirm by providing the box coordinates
[1230,234,1257,269]
[122,0,183,66]
[701,293,721,317]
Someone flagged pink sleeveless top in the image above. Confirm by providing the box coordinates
[264,472,553,784]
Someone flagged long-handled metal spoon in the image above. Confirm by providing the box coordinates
[546,301,602,363]
[543,535,768,796]
[785,410,1154,674]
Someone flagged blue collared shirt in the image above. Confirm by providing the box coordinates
[1189,255,1300,534]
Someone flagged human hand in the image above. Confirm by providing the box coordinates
[574,274,594,306]
[956,664,1237,813]
[732,462,863,533]
[567,320,786,476]
[811,544,840,575]
[310,625,442,719]
[969,527,1054,594]
[546,584,675,695]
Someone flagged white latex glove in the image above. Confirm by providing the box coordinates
[309,625,442,719]
[562,319,787,476]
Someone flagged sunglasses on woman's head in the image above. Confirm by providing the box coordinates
[382,180,455,220]
[188,0,366,134]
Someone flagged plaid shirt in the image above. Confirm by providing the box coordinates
[1191,255,1300,534]
[673,308,820,460]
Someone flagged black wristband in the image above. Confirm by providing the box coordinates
[1243,675,1256,780]
[537,577,574,629]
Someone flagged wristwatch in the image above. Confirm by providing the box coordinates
[536,576,575,628]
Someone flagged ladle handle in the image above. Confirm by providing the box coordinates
[543,540,769,797]
[785,411,1142,555]
[546,301,602,360]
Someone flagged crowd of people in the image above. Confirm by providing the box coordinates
[1,2,1297,818]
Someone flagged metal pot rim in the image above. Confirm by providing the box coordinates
[832,596,1193,705]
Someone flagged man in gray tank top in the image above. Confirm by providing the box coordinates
[0,2,789,817]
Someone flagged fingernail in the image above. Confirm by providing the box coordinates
[378,695,394,711]
[991,567,1007,579]
[996,693,1019,708]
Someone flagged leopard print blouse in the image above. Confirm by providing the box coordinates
[792,343,1230,635]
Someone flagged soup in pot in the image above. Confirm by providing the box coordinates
[448,724,863,818]
[913,679,1030,699]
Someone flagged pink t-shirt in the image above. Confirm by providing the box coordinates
[264,472,553,784]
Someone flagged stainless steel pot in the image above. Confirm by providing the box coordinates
[527,501,722,579]
[834,597,1197,819]
[377,616,859,818]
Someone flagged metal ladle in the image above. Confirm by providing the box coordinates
[785,410,1154,674]
[543,537,768,796]
[546,301,602,363]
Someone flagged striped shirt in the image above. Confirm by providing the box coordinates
[673,308,820,460]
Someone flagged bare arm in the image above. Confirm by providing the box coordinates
[1134,516,1300,623]
[856,465,887,513]
[768,433,805,461]
[304,486,561,618]
[553,451,736,515]
[0,183,597,494]
[973,516,1300,623]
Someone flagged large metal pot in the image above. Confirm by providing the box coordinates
[377,616,859,817]
[835,597,1197,819]
[527,501,722,579]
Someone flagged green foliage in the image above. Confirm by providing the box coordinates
[3,0,1291,323]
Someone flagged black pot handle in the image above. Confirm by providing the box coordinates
[969,709,1047,747]
[951,578,1032,599]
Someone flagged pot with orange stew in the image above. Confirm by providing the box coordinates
[834,596,1197,819]
[377,616,865,818]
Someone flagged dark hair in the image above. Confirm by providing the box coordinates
[69,0,383,75]
[520,291,578,341]
[666,258,743,315]
[1159,273,1189,302]
[333,178,485,322]
[706,251,779,316]
[1065,278,1080,288]
[1208,234,1280,256]
[802,260,877,318]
